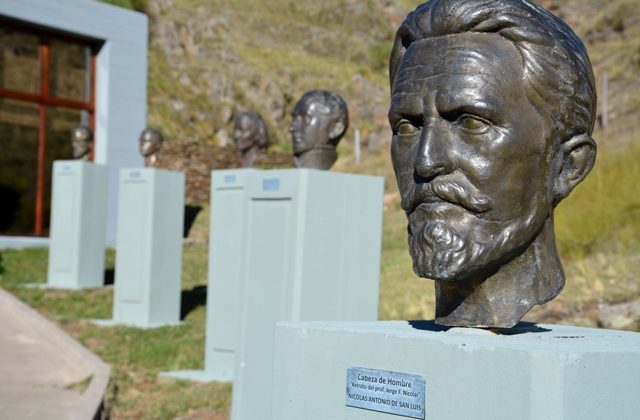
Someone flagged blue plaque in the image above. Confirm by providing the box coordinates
[262,178,280,191]
[130,171,141,179]
[346,367,426,419]
[224,174,237,184]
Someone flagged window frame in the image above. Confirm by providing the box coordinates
[0,20,97,236]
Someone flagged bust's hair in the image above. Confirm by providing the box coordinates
[300,90,349,144]
[389,0,596,139]
[234,112,269,148]
[139,128,163,146]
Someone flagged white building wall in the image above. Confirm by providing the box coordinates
[0,0,148,246]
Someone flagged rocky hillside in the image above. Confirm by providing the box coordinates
[96,0,640,194]
[542,0,640,143]
[143,0,406,151]
[99,0,640,152]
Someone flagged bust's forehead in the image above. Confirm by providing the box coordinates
[140,130,161,143]
[73,127,90,137]
[392,32,522,94]
[237,114,254,127]
[389,32,536,128]
[294,95,331,115]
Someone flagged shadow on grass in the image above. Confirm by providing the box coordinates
[181,285,207,320]
[104,268,115,286]
[184,205,203,238]
[102,270,207,319]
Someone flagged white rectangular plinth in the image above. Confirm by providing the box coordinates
[273,321,640,420]
[111,168,184,328]
[204,169,255,381]
[160,170,255,382]
[230,169,384,420]
[47,161,107,289]
[161,169,384,389]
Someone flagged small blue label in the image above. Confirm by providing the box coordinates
[224,175,237,184]
[263,178,280,191]
[62,165,72,171]
[130,171,141,178]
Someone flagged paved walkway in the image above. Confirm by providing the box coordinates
[0,287,110,420]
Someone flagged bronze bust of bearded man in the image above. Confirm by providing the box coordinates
[389,0,597,328]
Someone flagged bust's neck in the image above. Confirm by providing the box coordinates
[434,217,565,328]
[144,154,157,167]
[241,146,260,168]
[74,152,91,161]
[294,145,337,170]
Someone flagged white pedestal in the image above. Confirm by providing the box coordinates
[161,169,385,387]
[161,169,254,383]
[97,168,184,328]
[229,169,385,420]
[46,161,107,289]
[273,321,640,420]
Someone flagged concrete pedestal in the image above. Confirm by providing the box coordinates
[47,161,107,289]
[162,169,384,389]
[230,169,384,420]
[96,168,184,328]
[161,169,254,383]
[273,321,640,420]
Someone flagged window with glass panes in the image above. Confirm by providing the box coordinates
[0,21,96,236]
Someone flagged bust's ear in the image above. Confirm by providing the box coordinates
[553,133,596,205]
[329,121,345,140]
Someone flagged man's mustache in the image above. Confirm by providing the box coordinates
[402,177,493,214]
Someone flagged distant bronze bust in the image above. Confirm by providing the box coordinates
[139,128,163,167]
[233,112,269,168]
[389,0,597,328]
[71,126,93,161]
[290,90,348,170]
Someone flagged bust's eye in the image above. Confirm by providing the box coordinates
[457,115,491,134]
[396,120,419,136]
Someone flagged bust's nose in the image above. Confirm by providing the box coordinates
[414,120,454,183]
[289,117,300,133]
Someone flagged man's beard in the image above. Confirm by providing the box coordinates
[404,177,548,282]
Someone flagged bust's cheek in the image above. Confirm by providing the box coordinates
[391,134,418,161]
